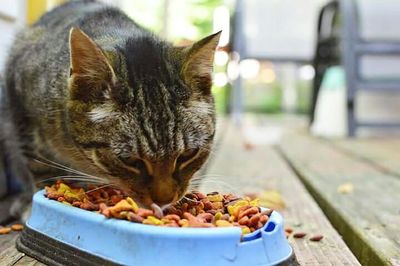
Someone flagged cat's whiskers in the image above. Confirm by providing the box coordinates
[175,196,198,204]
[188,175,239,194]
[183,196,198,203]
[36,175,110,185]
[189,178,235,187]
[34,155,88,174]
[34,155,101,178]
[34,158,89,176]
[33,157,108,183]
[84,184,114,194]
[189,174,225,184]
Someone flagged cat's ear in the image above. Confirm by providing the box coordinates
[181,31,221,94]
[69,27,115,83]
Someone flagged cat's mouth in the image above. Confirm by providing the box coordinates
[114,184,182,211]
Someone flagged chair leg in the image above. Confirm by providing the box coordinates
[310,64,325,124]
[347,99,356,137]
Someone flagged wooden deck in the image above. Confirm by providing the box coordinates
[1,114,400,265]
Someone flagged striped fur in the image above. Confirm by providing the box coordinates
[3,0,220,207]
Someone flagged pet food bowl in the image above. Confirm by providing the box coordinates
[17,190,293,266]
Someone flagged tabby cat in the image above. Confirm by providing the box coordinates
[1,0,220,218]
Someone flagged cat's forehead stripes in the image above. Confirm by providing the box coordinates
[73,28,216,161]
[102,91,215,160]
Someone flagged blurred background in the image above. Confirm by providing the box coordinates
[2,0,400,138]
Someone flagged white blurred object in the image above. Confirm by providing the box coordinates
[0,0,26,72]
[311,66,348,137]
[214,51,229,66]
[298,65,315,80]
[213,6,230,47]
[213,72,228,87]
[239,59,260,79]
[241,0,328,61]
[281,63,297,112]
[227,60,240,80]
[312,66,400,137]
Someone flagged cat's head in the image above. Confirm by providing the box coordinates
[66,28,220,207]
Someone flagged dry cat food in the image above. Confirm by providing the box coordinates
[284,226,324,242]
[309,234,324,242]
[44,181,273,235]
[0,227,12,234]
[0,224,24,235]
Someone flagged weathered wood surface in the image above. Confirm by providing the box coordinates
[0,236,25,266]
[0,235,46,266]
[279,133,400,266]
[201,120,360,265]
[12,255,46,266]
[333,138,400,177]
[0,229,18,251]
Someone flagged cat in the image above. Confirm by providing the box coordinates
[1,0,220,219]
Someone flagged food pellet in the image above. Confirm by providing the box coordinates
[293,232,307,238]
[216,220,234,227]
[241,226,251,235]
[143,216,164,225]
[44,182,272,236]
[285,227,293,234]
[0,227,12,234]
[11,224,24,231]
[309,234,324,242]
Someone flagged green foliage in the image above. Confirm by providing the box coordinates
[187,0,224,37]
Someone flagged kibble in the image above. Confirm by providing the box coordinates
[293,232,307,238]
[309,234,324,242]
[0,227,12,234]
[215,220,234,227]
[44,182,273,235]
[285,227,293,234]
[11,224,24,231]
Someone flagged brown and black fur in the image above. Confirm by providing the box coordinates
[2,0,220,217]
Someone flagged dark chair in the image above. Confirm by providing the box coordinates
[312,0,400,136]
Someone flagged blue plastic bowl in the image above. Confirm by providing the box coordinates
[18,190,293,266]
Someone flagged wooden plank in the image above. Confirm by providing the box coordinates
[200,120,360,265]
[0,231,20,251]
[0,236,25,266]
[13,256,46,266]
[333,138,400,177]
[279,133,400,266]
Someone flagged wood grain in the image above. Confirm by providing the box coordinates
[13,255,46,266]
[200,120,360,265]
[0,236,25,266]
[279,133,400,266]
[333,138,400,178]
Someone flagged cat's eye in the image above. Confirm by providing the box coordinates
[119,156,146,171]
[177,148,199,164]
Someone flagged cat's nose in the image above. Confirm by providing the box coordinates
[151,192,176,206]
[149,178,178,205]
